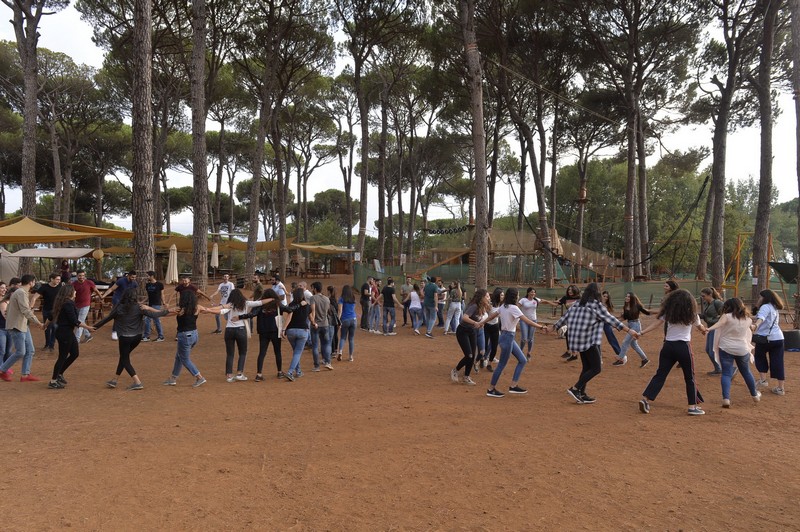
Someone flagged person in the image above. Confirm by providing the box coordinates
[0,282,11,363]
[400,276,413,327]
[380,277,401,335]
[251,273,263,298]
[423,277,439,338]
[327,286,340,360]
[0,274,45,382]
[707,297,761,407]
[310,281,333,371]
[338,284,357,361]
[450,289,491,386]
[368,279,382,333]
[436,278,447,328]
[405,283,424,335]
[482,288,503,372]
[49,285,94,389]
[614,292,651,367]
[142,270,165,342]
[444,281,463,335]
[542,285,581,361]
[101,271,138,340]
[699,287,724,375]
[60,259,71,282]
[171,274,211,306]
[162,290,207,388]
[359,276,373,330]
[209,273,235,334]
[638,289,708,416]
[486,288,548,398]
[518,287,549,359]
[71,270,102,343]
[236,288,285,380]
[210,288,274,382]
[282,287,313,380]
[272,275,288,303]
[30,272,62,352]
[600,290,622,359]
[93,287,170,391]
[550,283,637,405]
[752,289,786,396]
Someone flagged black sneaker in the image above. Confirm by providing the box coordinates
[57,374,68,385]
[486,388,504,398]
[486,364,493,372]
[640,359,650,369]
[707,369,722,376]
[561,351,571,359]
[254,374,264,382]
[48,380,64,389]
[508,386,528,394]
[567,387,584,404]
[580,392,596,404]
[566,354,578,362]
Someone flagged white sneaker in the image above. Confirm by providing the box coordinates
[771,387,785,396]
[753,391,762,403]
[756,379,769,389]
[111,331,118,341]
[462,376,476,386]
[235,374,248,381]
[450,368,459,383]
[226,375,236,383]
[324,363,334,371]
[722,398,731,408]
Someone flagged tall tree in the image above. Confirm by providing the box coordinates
[190,0,209,289]
[791,0,800,326]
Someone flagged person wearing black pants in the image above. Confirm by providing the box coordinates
[451,289,491,386]
[639,289,708,416]
[359,277,373,330]
[240,288,284,380]
[93,287,170,391]
[49,285,94,389]
[482,288,503,371]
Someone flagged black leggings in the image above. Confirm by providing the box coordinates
[484,322,499,361]
[455,325,477,377]
[115,334,142,377]
[257,331,281,373]
[53,327,79,380]
[574,345,602,392]
[225,327,248,374]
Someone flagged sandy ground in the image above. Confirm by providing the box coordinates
[0,275,797,531]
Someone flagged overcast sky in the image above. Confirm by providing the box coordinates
[1,5,797,239]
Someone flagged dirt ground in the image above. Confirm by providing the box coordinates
[1,274,797,531]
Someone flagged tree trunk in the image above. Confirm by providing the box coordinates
[623,97,637,282]
[377,86,389,265]
[49,122,63,223]
[695,177,715,280]
[636,112,649,278]
[354,67,369,261]
[132,0,155,274]
[191,0,209,291]
[461,0,489,289]
[214,119,226,238]
[488,101,502,224]
[791,0,800,327]
[246,102,267,279]
[751,0,781,299]
[514,134,527,283]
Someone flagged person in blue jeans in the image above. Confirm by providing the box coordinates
[601,291,622,358]
[338,285,357,361]
[162,290,206,388]
[423,277,439,338]
[0,275,45,382]
[143,271,165,341]
[699,287,724,375]
[282,287,312,381]
[486,288,547,398]
[614,292,651,367]
[310,281,332,370]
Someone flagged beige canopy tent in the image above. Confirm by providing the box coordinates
[9,248,96,259]
[0,217,107,244]
[31,217,135,239]
[226,236,295,252]
[290,243,354,254]
[155,235,236,253]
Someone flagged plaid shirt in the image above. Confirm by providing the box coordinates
[553,300,625,353]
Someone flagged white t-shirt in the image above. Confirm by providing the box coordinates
[217,281,235,304]
[518,297,540,321]
[499,304,524,332]
[409,291,422,310]
[226,300,264,329]
[664,315,701,342]
[487,305,500,325]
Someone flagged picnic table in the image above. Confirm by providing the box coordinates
[301,266,330,279]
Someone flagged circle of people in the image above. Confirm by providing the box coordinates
[0,272,787,415]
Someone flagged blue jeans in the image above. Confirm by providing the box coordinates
[339,318,356,355]
[618,320,647,360]
[143,305,164,339]
[214,312,226,332]
[75,306,91,341]
[409,308,423,330]
[519,321,536,353]
[0,329,10,361]
[310,325,331,368]
[286,328,309,374]
[602,323,621,356]
[445,304,461,333]
[705,329,721,371]
[424,306,437,334]
[476,327,485,356]
[490,331,527,386]
[719,349,757,399]
[368,304,381,330]
[172,329,200,377]
[382,307,396,333]
[1,329,35,375]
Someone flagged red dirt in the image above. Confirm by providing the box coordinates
[1,275,797,530]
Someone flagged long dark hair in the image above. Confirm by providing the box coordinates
[469,288,490,314]
[566,284,580,298]
[503,287,518,307]
[262,288,279,311]
[179,289,198,316]
[490,287,503,307]
[721,297,749,320]
[228,288,247,311]
[119,287,139,307]
[665,280,680,292]
[52,284,75,323]
[658,289,697,325]
[624,292,643,311]
[601,290,614,311]
[341,284,355,304]
[759,289,784,310]
[579,282,602,306]
[291,287,305,304]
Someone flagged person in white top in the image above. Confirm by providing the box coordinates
[210,274,235,334]
[707,297,761,407]
[638,289,708,416]
[518,287,553,359]
[752,289,786,396]
[404,284,424,334]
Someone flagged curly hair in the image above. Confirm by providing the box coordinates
[657,289,697,325]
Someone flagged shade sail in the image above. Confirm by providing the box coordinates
[9,248,95,259]
[31,217,135,239]
[0,217,106,244]
[155,235,235,253]
[290,243,354,255]
[226,236,295,252]
[769,262,799,284]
